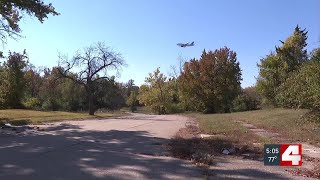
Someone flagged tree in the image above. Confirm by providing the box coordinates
[0,50,28,108]
[232,86,261,112]
[0,0,59,44]
[256,53,283,105]
[39,67,63,111]
[275,25,308,74]
[310,48,320,63]
[127,89,138,112]
[24,64,42,98]
[138,68,171,114]
[58,42,125,115]
[276,60,320,110]
[94,77,126,111]
[179,47,242,113]
[125,79,139,112]
[257,25,308,106]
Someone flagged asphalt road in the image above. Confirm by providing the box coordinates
[0,113,204,180]
[0,113,315,180]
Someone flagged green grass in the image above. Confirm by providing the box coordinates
[191,108,320,146]
[0,109,126,125]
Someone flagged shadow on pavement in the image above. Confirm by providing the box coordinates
[0,123,289,180]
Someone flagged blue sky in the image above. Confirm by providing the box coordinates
[2,0,319,87]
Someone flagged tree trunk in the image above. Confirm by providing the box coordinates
[87,84,95,115]
[88,93,95,115]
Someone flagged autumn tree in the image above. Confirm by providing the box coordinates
[38,67,64,110]
[58,42,125,115]
[0,0,59,44]
[179,47,242,113]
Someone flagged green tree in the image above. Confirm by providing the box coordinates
[138,68,171,114]
[94,77,126,111]
[310,48,320,63]
[257,25,308,106]
[127,90,138,112]
[276,25,308,74]
[256,53,283,105]
[0,0,59,44]
[276,60,320,110]
[232,86,261,112]
[0,50,28,108]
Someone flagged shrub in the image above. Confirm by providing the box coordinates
[276,61,320,110]
[166,103,184,114]
[23,97,41,109]
[232,87,261,112]
[41,99,60,111]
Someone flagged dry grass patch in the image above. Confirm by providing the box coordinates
[167,116,265,166]
[212,108,320,146]
[192,113,271,147]
[0,109,126,125]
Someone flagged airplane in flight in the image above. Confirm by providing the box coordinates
[177,41,195,47]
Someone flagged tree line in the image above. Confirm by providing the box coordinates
[137,47,260,114]
[1,1,319,115]
[0,44,138,114]
[137,25,319,115]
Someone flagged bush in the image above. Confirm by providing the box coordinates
[232,94,248,112]
[41,99,60,111]
[23,97,41,109]
[166,103,185,114]
[232,87,261,112]
[276,61,320,110]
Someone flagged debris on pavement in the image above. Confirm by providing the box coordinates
[0,123,44,136]
[2,123,14,129]
[221,147,237,155]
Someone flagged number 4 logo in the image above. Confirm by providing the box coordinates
[280,144,302,166]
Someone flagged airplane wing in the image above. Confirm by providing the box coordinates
[177,43,186,47]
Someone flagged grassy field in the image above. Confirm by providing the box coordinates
[0,109,126,125]
[193,108,320,146]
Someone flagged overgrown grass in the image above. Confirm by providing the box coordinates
[192,108,320,146]
[0,109,126,125]
[191,113,270,148]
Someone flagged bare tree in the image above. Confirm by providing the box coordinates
[58,42,125,115]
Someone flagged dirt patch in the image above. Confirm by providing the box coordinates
[288,157,320,179]
[167,118,263,166]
